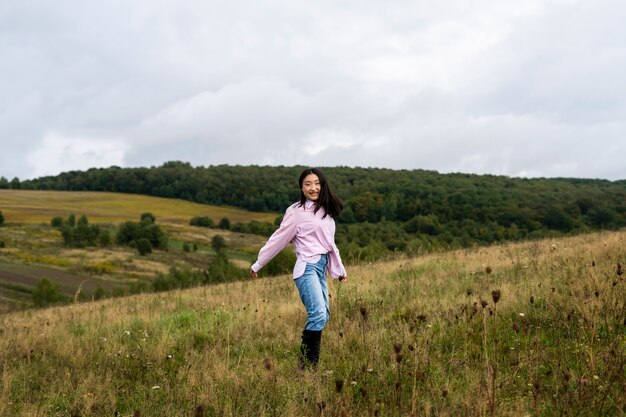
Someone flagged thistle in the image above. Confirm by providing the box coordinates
[360,305,368,321]
[335,379,344,393]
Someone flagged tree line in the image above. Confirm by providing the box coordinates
[7,162,626,257]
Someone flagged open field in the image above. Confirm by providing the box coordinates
[0,230,623,416]
[0,190,273,311]
[0,190,277,225]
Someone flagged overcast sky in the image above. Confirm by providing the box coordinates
[1,0,625,181]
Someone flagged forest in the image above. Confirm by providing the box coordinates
[4,162,625,261]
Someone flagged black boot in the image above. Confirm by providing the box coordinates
[300,329,322,370]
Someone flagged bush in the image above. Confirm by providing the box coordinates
[141,212,156,224]
[190,216,215,228]
[32,278,68,307]
[264,249,297,276]
[117,215,168,250]
[0,241,5,248]
[0,210,4,226]
[183,243,191,252]
[92,285,108,300]
[218,217,231,230]
[205,251,248,284]
[136,238,153,256]
[211,235,226,252]
[51,216,64,228]
[99,230,111,247]
[60,214,101,247]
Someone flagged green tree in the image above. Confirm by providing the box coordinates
[51,216,64,228]
[211,235,226,252]
[32,278,67,307]
[141,212,156,224]
[0,177,9,189]
[218,217,231,230]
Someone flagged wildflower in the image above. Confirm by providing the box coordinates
[485,266,492,274]
[442,389,448,398]
[491,290,501,304]
[481,300,488,309]
[395,353,403,364]
[351,380,357,386]
[617,263,623,276]
[323,370,334,377]
[593,375,599,381]
[530,296,534,304]
[466,288,473,296]
[263,357,273,371]
[151,386,160,390]
[393,342,402,354]
[124,331,131,336]
[519,313,525,317]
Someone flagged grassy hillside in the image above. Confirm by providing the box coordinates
[0,190,276,312]
[0,231,623,416]
[0,189,277,225]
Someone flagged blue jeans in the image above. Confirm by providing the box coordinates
[294,254,329,331]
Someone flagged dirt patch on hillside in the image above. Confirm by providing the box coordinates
[0,262,119,295]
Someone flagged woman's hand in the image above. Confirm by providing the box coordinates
[250,269,258,278]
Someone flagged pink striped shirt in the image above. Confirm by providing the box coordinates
[251,200,347,279]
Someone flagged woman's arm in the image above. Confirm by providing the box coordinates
[251,206,298,274]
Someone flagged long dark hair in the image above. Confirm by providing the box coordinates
[298,167,343,218]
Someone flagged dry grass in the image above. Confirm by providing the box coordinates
[0,231,624,416]
[0,190,277,225]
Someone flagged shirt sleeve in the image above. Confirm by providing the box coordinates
[251,206,298,273]
[327,239,347,279]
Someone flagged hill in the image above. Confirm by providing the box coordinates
[0,230,623,416]
[0,190,278,312]
[9,163,626,261]
[0,189,277,225]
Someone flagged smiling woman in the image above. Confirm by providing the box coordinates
[250,167,347,370]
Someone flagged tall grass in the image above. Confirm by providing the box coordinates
[0,231,624,416]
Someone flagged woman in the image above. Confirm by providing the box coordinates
[250,167,347,369]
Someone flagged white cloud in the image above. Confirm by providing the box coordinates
[0,0,625,181]
[26,134,128,178]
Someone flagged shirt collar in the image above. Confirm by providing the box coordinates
[305,199,316,210]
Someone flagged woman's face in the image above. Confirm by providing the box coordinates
[301,173,321,201]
